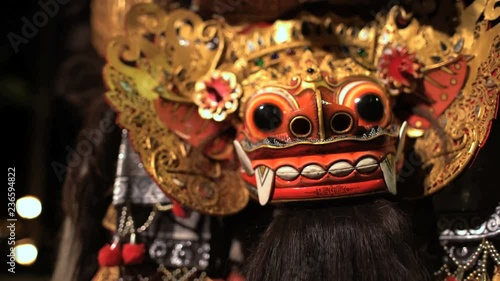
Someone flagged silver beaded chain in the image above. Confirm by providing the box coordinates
[434,239,500,280]
[157,264,209,281]
[116,203,172,241]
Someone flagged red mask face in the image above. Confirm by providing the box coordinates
[235,69,403,205]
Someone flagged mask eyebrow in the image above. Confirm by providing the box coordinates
[253,87,300,109]
[338,81,364,105]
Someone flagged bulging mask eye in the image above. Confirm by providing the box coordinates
[252,103,283,132]
[243,87,297,139]
[355,94,384,122]
[338,80,390,127]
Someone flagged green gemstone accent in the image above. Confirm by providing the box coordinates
[357,48,368,58]
[254,58,264,67]
[120,81,133,92]
[154,85,164,94]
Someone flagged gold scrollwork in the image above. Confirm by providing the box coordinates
[415,35,500,195]
[484,0,500,21]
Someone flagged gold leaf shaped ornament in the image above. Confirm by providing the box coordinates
[103,4,248,215]
[389,2,500,195]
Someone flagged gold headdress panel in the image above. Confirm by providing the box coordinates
[103,1,500,215]
[90,0,182,58]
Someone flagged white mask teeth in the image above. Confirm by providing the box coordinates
[233,140,254,176]
[255,166,275,206]
[355,157,379,174]
[276,166,300,181]
[301,164,326,179]
[380,154,397,195]
[328,161,354,177]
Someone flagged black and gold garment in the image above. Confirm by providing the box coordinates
[94,130,249,281]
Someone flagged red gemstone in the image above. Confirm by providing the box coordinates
[445,276,458,281]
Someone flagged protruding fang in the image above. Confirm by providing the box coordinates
[233,140,254,176]
[396,121,408,162]
[255,166,275,205]
[380,154,397,195]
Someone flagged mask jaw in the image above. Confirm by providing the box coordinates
[235,131,402,204]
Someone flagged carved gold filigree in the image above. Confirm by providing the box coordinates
[104,64,248,215]
[240,50,371,102]
[370,2,500,195]
[484,0,500,20]
[414,32,500,194]
[106,4,225,102]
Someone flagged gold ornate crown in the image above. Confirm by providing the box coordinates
[103,1,500,214]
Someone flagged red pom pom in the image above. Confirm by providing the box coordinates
[172,201,189,218]
[97,244,122,267]
[122,243,145,265]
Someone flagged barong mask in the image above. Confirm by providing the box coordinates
[103,0,500,214]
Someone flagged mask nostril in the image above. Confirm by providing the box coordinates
[331,112,354,134]
[289,116,312,138]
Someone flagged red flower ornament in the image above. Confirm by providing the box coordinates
[194,70,242,122]
[378,45,423,95]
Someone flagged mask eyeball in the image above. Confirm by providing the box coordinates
[252,103,283,132]
[244,87,297,139]
[355,94,385,122]
[338,80,389,127]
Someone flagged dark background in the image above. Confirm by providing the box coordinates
[0,0,95,279]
